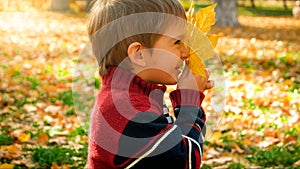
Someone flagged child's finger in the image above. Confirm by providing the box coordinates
[206,80,214,89]
[205,68,210,78]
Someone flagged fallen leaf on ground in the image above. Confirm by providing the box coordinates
[18,132,31,143]
[0,164,14,169]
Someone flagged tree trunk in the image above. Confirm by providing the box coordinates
[283,0,287,10]
[251,0,255,8]
[50,0,69,11]
[214,0,241,27]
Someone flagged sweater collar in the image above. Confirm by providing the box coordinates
[101,66,167,97]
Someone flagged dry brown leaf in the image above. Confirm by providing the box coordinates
[0,144,23,159]
[284,135,297,143]
[23,104,37,113]
[231,142,244,154]
[51,162,59,169]
[294,160,300,167]
[36,133,49,145]
[45,105,61,113]
[11,159,35,168]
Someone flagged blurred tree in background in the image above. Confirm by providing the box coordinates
[214,0,241,26]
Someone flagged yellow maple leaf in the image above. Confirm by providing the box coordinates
[186,3,197,25]
[185,3,219,78]
[195,3,217,34]
[188,51,207,78]
[206,34,220,48]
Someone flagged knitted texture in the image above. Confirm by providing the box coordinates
[88,67,206,169]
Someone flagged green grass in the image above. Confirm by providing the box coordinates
[32,146,76,168]
[201,164,212,169]
[58,90,74,106]
[247,144,300,167]
[228,162,246,169]
[180,1,293,17]
[238,5,292,16]
[32,145,88,168]
[25,77,39,90]
[220,135,244,153]
[0,133,13,145]
[180,1,211,11]
[66,107,75,116]
[68,126,88,138]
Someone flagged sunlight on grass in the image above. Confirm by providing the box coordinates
[238,5,293,16]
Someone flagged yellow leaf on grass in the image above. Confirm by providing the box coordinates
[209,131,223,144]
[0,164,14,169]
[195,3,217,33]
[18,132,31,142]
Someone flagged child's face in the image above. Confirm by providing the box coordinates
[139,29,189,85]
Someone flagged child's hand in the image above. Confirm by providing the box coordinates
[177,66,214,92]
[204,69,214,90]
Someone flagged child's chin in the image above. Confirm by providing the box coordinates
[166,82,177,85]
[157,75,178,85]
[165,79,178,85]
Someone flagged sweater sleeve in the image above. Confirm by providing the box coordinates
[169,89,206,122]
[113,89,206,169]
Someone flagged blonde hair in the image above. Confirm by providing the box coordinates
[88,0,186,76]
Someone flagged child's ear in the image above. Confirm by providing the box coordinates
[127,42,146,67]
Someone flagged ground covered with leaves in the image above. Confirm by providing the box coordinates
[0,10,299,169]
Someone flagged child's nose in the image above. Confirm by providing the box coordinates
[180,44,190,60]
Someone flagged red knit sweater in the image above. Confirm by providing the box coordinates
[88,66,206,169]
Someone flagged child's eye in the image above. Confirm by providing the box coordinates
[174,40,181,45]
